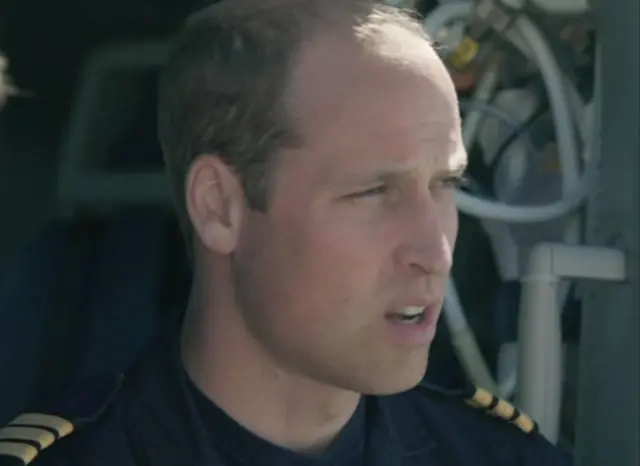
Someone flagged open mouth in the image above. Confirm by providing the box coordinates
[385,306,426,324]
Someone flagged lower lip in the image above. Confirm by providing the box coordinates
[384,306,439,346]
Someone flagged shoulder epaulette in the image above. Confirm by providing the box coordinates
[0,413,74,465]
[417,380,538,435]
[464,386,538,435]
[0,372,123,465]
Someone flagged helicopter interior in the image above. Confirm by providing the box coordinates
[0,0,610,455]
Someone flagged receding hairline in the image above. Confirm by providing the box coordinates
[158,0,433,233]
[281,5,437,136]
[172,0,434,150]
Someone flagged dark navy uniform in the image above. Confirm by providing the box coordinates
[0,326,573,466]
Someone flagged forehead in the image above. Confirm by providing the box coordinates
[283,28,464,180]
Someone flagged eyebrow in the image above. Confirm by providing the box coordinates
[337,157,468,186]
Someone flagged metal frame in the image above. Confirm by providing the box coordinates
[575,0,640,464]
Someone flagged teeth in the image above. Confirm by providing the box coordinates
[398,306,424,317]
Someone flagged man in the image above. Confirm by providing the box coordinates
[0,1,572,464]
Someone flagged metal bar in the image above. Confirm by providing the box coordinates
[575,0,640,464]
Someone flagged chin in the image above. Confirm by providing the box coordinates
[348,354,429,396]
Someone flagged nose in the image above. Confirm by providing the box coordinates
[395,198,454,276]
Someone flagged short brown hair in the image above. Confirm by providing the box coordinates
[157,0,427,247]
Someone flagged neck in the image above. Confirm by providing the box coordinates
[180,271,361,454]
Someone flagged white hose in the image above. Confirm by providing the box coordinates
[428,0,588,319]
[454,178,588,222]
[424,1,589,397]
[461,61,501,149]
[509,15,581,191]
[423,1,586,223]
[444,280,500,394]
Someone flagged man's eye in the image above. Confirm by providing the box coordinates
[351,185,389,198]
[436,175,468,190]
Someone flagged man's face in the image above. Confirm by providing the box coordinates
[232,31,467,395]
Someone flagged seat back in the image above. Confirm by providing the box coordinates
[0,220,101,423]
[74,209,171,377]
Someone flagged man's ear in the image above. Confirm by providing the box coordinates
[185,155,245,255]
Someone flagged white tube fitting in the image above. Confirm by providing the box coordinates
[517,243,626,443]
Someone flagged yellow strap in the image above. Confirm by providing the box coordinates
[0,441,39,465]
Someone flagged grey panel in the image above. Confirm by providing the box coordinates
[575,0,640,464]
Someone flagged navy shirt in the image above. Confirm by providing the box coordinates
[187,375,366,466]
[0,325,573,466]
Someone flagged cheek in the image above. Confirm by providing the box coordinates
[304,220,379,283]
[280,209,391,308]
[239,214,380,355]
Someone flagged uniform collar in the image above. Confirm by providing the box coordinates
[123,324,226,466]
[367,392,438,466]
[127,326,440,466]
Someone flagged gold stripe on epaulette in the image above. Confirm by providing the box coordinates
[513,411,536,434]
[0,426,56,449]
[465,387,494,409]
[493,399,516,420]
[0,440,39,465]
[465,387,537,434]
[8,413,74,438]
